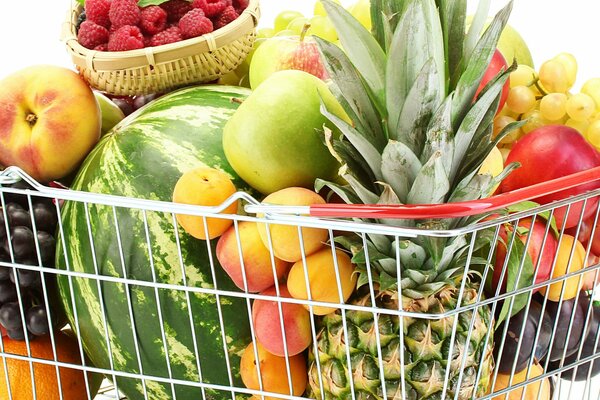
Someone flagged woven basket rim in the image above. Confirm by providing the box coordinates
[62,0,260,72]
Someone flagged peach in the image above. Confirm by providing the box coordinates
[489,362,551,400]
[216,222,291,292]
[287,248,357,315]
[240,341,307,400]
[257,187,328,262]
[173,167,238,240]
[252,284,312,357]
[539,234,587,301]
[0,65,101,182]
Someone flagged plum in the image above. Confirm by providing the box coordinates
[549,303,600,381]
[545,293,592,362]
[495,299,552,374]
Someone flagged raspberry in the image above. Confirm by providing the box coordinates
[179,9,214,39]
[214,6,239,30]
[78,20,110,49]
[150,26,183,46]
[85,0,111,28]
[192,0,227,18]
[233,0,249,13]
[108,25,145,51]
[94,43,108,51]
[161,0,193,23]
[140,6,167,35]
[109,0,141,29]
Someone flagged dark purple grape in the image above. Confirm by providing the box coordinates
[0,266,10,280]
[0,212,6,240]
[0,280,17,303]
[133,93,161,110]
[112,97,135,116]
[8,226,35,262]
[2,181,33,208]
[26,305,50,336]
[7,206,32,230]
[36,231,56,265]
[7,326,29,341]
[0,302,23,330]
[32,202,57,233]
[15,269,40,288]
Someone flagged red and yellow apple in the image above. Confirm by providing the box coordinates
[0,65,101,182]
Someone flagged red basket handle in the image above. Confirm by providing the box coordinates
[308,166,600,220]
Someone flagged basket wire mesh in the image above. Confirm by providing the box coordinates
[0,166,599,400]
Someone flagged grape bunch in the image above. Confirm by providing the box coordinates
[494,52,600,155]
[0,181,64,340]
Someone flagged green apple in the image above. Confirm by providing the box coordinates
[94,91,125,136]
[223,70,349,195]
[274,11,304,33]
[249,34,328,89]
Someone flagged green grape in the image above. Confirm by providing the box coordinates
[314,0,340,16]
[257,28,275,39]
[506,85,537,114]
[553,53,578,86]
[308,15,338,42]
[274,29,297,37]
[581,78,600,110]
[521,109,549,134]
[510,65,537,88]
[586,120,600,149]
[539,93,567,121]
[565,93,595,121]
[539,59,571,93]
[565,118,590,134]
[493,115,520,144]
[274,11,304,33]
[348,0,372,30]
[287,17,310,36]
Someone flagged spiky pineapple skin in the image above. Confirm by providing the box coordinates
[308,286,494,400]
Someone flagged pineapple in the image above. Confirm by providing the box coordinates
[306,0,518,399]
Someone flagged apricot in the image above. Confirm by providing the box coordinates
[216,222,290,293]
[240,341,307,400]
[489,362,551,400]
[172,167,238,240]
[540,234,586,301]
[257,187,328,262]
[252,284,312,357]
[287,248,357,315]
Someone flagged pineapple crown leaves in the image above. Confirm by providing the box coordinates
[316,0,515,209]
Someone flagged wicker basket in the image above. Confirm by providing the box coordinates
[62,0,260,96]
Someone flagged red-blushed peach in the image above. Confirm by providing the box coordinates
[257,187,328,262]
[172,167,238,240]
[252,284,312,357]
[539,235,586,301]
[287,248,357,315]
[240,341,307,400]
[216,222,291,293]
[0,65,101,182]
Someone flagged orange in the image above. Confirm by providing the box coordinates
[173,167,239,240]
[0,331,102,400]
[489,362,551,400]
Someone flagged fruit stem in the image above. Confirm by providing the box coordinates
[231,97,244,105]
[300,23,312,42]
[25,113,38,126]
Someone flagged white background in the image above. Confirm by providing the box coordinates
[0,1,599,89]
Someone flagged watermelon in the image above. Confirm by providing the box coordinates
[56,86,255,400]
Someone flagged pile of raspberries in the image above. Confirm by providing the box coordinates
[78,0,248,51]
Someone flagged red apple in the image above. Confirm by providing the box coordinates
[249,30,328,89]
[0,65,101,182]
[475,49,510,114]
[500,125,600,229]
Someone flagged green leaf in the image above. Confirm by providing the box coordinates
[77,0,85,6]
[451,1,513,127]
[496,234,535,325]
[407,151,450,205]
[322,0,387,110]
[370,0,407,50]
[397,240,427,271]
[381,140,422,204]
[321,103,383,181]
[315,179,361,206]
[437,0,467,90]
[315,38,387,149]
[507,201,560,237]
[137,0,172,7]
[463,0,491,72]
[422,97,454,171]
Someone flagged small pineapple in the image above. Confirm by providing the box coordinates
[306,0,518,399]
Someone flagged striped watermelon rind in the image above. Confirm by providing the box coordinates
[56,86,255,400]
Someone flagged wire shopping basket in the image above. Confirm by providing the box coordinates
[1,165,600,400]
